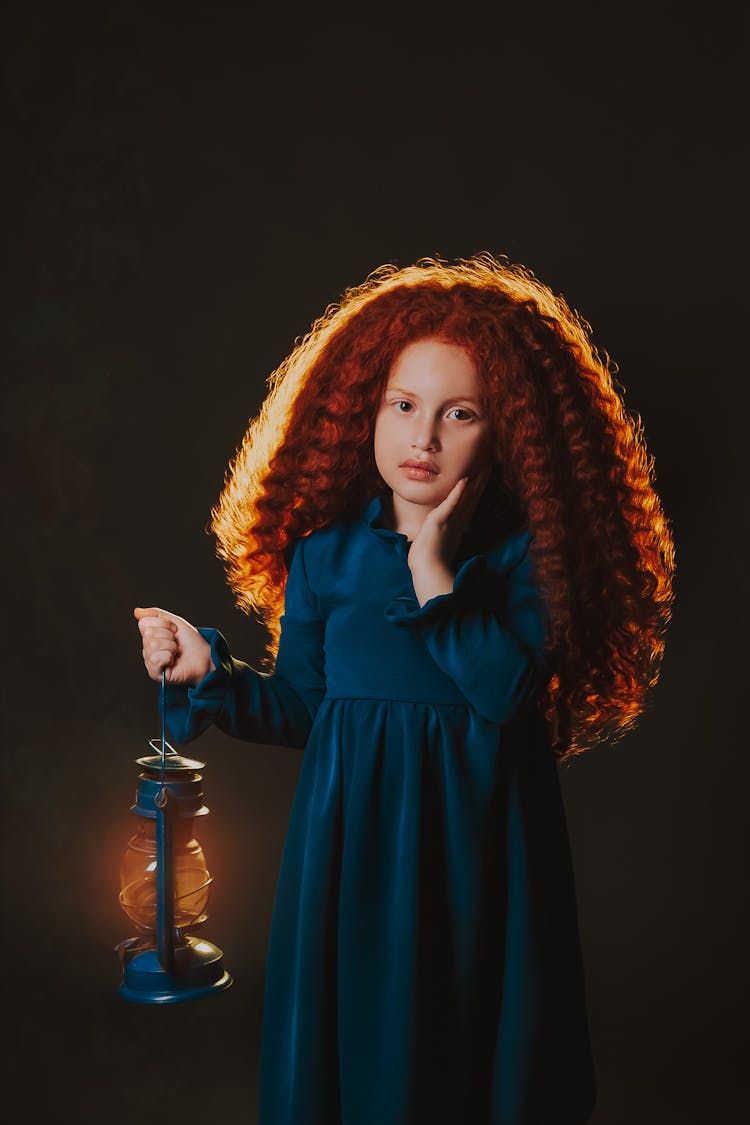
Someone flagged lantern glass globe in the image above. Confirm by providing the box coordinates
[119,815,211,932]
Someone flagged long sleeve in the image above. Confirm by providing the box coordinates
[383,528,551,725]
[164,538,325,749]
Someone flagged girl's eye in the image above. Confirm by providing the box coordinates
[394,400,413,413]
[447,407,473,421]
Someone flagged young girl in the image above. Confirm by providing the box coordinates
[135,253,674,1125]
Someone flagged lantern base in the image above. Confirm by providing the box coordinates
[117,935,232,1004]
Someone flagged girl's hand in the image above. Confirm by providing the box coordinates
[408,469,490,606]
[134,606,215,685]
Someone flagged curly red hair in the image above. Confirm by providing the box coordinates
[210,253,675,762]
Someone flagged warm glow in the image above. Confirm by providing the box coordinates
[119,816,212,931]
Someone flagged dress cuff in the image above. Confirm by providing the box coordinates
[163,628,233,742]
[192,628,233,696]
[383,556,487,626]
[164,628,232,699]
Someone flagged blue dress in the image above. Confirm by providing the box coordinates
[166,495,596,1125]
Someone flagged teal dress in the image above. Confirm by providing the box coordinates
[166,496,596,1125]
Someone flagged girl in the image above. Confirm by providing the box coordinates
[135,253,675,1125]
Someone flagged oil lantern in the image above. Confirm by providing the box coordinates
[116,674,232,1003]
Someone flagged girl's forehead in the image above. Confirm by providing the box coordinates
[386,337,480,394]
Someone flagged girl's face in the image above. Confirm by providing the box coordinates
[374,337,492,530]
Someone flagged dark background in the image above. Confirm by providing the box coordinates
[2,3,746,1123]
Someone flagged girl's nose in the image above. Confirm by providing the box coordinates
[412,417,440,452]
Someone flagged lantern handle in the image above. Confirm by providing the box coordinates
[160,668,167,782]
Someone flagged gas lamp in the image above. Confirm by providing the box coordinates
[116,673,232,1003]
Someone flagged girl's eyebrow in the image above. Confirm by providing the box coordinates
[384,385,417,398]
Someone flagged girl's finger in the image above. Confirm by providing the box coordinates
[146,648,175,673]
[137,616,177,638]
[144,636,178,659]
[134,607,182,628]
[432,477,468,522]
[141,625,177,644]
[135,606,168,620]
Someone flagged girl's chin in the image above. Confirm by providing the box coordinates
[392,481,454,507]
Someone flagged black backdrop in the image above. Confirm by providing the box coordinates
[3,4,746,1123]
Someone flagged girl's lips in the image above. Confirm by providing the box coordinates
[399,459,439,481]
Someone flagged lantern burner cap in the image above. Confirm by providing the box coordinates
[137,740,205,773]
[137,754,206,773]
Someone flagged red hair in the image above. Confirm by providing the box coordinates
[210,253,675,762]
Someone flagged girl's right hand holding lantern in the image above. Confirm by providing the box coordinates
[134,606,215,686]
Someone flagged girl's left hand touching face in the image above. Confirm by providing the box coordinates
[408,468,491,606]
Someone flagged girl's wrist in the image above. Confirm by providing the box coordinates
[410,560,455,607]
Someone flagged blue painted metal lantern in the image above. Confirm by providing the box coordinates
[116,675,232,1003]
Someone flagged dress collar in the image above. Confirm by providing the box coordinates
[363,494,410,543]
[362,489,523,560]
